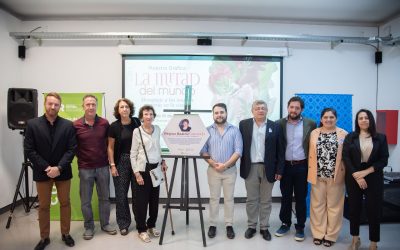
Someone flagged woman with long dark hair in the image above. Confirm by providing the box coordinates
[343,109,389,250]
[308,108,348,247]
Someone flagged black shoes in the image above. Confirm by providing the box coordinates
[34,235,74,250]
[244,228,257,239]
[208,226,216,238]
[120,228,129,236]
[62,234,75,247]
[34,238,50,250]
[208,226,235,239]
[226,226,235,239]
[260,229,272,241]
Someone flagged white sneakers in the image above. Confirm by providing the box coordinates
[138,228,160,243]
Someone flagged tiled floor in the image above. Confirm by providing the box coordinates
[1,203,399,250]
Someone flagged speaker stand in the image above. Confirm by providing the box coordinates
[5,131,37,229]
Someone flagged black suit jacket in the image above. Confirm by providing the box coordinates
[24,115,77,181]
[239,118,284,183]
[343,132,389,175]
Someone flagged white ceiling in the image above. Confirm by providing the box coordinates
[0,0,399,26]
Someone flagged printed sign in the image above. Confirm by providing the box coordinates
[162,114,209,156]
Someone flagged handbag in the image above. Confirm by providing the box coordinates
[138,126,164,187]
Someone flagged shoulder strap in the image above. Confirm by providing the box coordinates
[137,126,150,164]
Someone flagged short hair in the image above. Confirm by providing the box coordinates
[138,105,157,120]
[287,96,304,109]
[319,107,337,127]
[82,94,98,103]
[355,109,377,137]
[212,103,227,113]
[45,92,62,104]
[252,100,268,110]
[113,98,135,120]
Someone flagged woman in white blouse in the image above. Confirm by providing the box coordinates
[130,105,167,243]
[343,109,389,250]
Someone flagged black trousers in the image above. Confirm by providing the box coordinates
[132,168,160,233]
[112,154,135,230]
[345,170,383,242]
[279,162,308,229]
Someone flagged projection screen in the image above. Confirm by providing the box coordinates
[123,55,283,148]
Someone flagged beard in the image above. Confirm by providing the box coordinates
[289,113,301,120]
[214,117,227,125]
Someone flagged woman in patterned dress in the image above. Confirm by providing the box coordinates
[307,108,348,247]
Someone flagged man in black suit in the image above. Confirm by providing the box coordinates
[239,100,284,241]
[24,92,77,250]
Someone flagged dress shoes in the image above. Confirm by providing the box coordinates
[62,234,75,247]
[208,226,216,238]
[244,228,257,239]
[226,226,235,239]
[260,229,272,241]
[34,238,50,250]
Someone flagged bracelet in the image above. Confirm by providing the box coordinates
[110,163,115,166]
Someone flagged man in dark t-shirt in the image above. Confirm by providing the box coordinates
[73,94,116,240]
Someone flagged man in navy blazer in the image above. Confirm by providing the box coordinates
[24,92,77,250]
[239,100,284,241]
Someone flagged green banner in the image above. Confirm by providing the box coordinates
[48,93,104,221]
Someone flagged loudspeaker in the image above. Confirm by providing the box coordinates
[197,37,212,46]
[7,88,38,130]
[375,51,382,64]
[18,45,26,59]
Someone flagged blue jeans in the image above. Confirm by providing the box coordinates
[79,166,111,230]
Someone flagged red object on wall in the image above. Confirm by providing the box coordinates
[376,110,398,145]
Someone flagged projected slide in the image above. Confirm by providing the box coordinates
[124,55,282,145]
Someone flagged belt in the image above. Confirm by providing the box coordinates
[285,159,307,166]
[252,162,264,165]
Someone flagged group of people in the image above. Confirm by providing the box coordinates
[200,97,388,250]
[25,93,166,250]
[24,92,389,250]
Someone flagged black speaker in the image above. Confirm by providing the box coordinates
[7,88,38,130]
[375,51,382,64]
[197,37,212,46]
[18,45,26,59]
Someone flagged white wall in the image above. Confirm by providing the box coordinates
[1,13,398,208]
[0,9,24,210]
[379,16,400,170]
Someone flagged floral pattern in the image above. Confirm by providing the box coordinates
[316,131,338,178]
